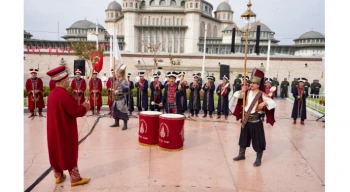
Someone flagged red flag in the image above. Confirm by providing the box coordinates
[55,47,59,56]
[32,46,35,54]
[38,46,41,56]
[106,43,110,47]
[27,46,30,54]
[49,47,52,56]
[67,46,71,56]
[100,44,104,50]
[61,46,64,53]
[91,52,103,73]
[90,51,99,63]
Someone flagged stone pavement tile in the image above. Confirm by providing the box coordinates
[149,148,236,190]
[149,185,237,192]
[306,160,325,184]
[229,156,325,192]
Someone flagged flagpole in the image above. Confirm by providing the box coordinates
[201,24,207,78]
[110,32,113,76]
[96,19,99,50]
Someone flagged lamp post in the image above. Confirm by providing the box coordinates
[265,32,275,78]
[202,24,207,78]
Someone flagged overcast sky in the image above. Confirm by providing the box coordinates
[24,0,324,45]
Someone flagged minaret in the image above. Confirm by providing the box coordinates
[122,0,140,52]
[184,0,202,53]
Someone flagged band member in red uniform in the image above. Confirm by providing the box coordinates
[232,68,276,167]
[89,70,102,114]
[135,72,149,112]
[176,71,189,115]
[160,72,179,114]
[106,69,115,115]
[127,73,135,115]
[49,79,56,91]
[70,69,86,106]
[216,75,231,120]
[291,78,309,125]
[202,76,215,118]
[150,73,164,111]
[26,68,45,117]
[188,74,202,117]
[46,65,91,186]
[260,78,275,121]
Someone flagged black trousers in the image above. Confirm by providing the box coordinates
[217,112,228,116]
[138,107,148,111]
[190,109,199,115]
[204,110,213,115]
[238,121,266,153]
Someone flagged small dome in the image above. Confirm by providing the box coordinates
[87,23,105,29]
[107,0,122,10]
[298,31,324,39]
[216,2,232,12]
[69,20,94,29]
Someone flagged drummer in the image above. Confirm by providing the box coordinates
[150,73,164,112]
[216,75,231,120]
[159,72,179,114]
[260,78,275,122]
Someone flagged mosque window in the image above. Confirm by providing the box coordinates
[136,3,138,8]
[130,2,133,7]
[169,18,171,25]
[170,0,176,6]
[190,3,192,8]
[140,18,142,25]
[161,16,163,25]
[205,6,207,12]
[223,13,225,19]
[181,1,185,7]
[181,19,183,25]
[177,18,179,25]
[160,0,166,5]
[164,18,167,25]
[196,3,198,8]
[111,13,114,18]
[153,18,155,25]
[141,1,145,7]
[218,14,220,19]
[157,18,159,25]
[149,16,150,25]
[126,2,128,7]
[145,18,147,25]
[150,0,155,6]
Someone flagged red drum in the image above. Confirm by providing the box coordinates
[138,111,162,146]
[158,114,185,151]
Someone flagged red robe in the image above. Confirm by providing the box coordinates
[47,87,87,170]
[71,78,87,105]
[265,87,274,99]
[233,90,275,126]
[106,77,115,106]
[89,78,102,107]
[49,79,56,92]
[26,78,45,110]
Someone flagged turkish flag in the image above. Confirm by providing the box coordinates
[67,46,71,56]
[38,46,41,56]
[49,47,52,56]
[91,52,103,73]
[55,47,59,56]
[32,46,35,54]
[27,46,30,54]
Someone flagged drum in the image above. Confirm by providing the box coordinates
[158,114,185,151]
[138,111,162,146]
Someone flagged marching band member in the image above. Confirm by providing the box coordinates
[291,78,309,125]
[202,76,215,118]
[49,79,56,92]
[106,69,116,115]
[216,75,231,120]
[135,72,149,112]
[110,65,129,130]
[26,68,45,117]
[160,72,179,114]
[46,65,91,186]
[232,68,276,167]
[176,71,189,115]
[70,69,86,106]
[127,73,135,115]
[260,77,275,121]
[89,70,102,115]
[188,74,202,117]
[150,73,164,111]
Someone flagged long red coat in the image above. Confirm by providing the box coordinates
[49,79,56,92]
[47,87,87,170]
[26,78,45,110]
[89,78,102,107]
[106,77,115,106]
[71,78,87,105]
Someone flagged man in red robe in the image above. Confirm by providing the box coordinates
[46,65,91,186]
[106,69,115,115]
[71,69,86,106]
[89,70,102,115]
[26,68,45,117]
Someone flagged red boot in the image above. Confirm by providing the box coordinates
[195,114,198,117]
[225,116,228,120]
[217,116,221,119]
[301,121,305,125]
[202,115,207,118]
[292,120,296,125]
[210,115,213,118]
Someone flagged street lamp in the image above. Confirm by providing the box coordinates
[265,31,275,78]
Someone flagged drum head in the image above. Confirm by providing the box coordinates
[160,114,184,119]
[140,111,162,116]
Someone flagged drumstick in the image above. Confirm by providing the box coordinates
[151,101,161,106]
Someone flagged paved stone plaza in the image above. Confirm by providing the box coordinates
[24,99,325,192]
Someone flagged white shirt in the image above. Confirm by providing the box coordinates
[101,76,108,82]
[234,90,276,113]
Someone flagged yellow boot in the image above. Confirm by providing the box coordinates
[71,178,91,186]
[55,174,66,184]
